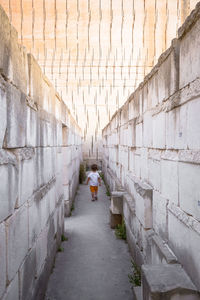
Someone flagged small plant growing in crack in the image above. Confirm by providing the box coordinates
[57,247,64,252]
[115,220,126,240]
[128,260,141,286]
[61,234,68,242]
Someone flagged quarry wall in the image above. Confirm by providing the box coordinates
[102,3,200,293]
[0,5,82,300]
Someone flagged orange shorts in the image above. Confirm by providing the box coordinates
[90,186,98,193]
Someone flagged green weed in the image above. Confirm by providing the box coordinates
[115,220,126,240]
[61,234,68,242]
[57,247,64,252]
[128,260,141,286]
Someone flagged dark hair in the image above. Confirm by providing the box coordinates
[91,164,98,171]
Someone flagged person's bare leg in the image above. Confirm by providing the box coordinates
[91,192,95,201]
[95,190,98,200]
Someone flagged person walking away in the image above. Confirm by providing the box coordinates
[86,164,101,201]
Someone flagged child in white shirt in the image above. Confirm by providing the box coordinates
[86,164,101,201]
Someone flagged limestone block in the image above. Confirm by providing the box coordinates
[148,159,161,191]
[6,205,29,282]
[134,153,141,178]
[152,191,168,239]
[140,148,149,180]
[179,162,200,221]
[28,195,48,248]
[0,223,6,298]
[4,85,27,148]
[110,191,124,214]
[17,152,35,207]
[150,234,178,265]
[157,48,178,103]
[187,98,200,149]
[148,72,159,107]
[129,148,135,173]
[179,18,200,88]
[0,84,7,148]
[19,247,36,300]
[142,264,199,300]
[161,160,178,205]
[128,174,152,229]
[168,204,200,290]
[135,123,143,147]
[0,7,28,93]
[143,111,153,147]
[26,106,37,147]
[35,226,48,277]
[2,274,19,300]
[0,153,18,222]
[152,112,166,149]
[166,104,187,150]
[27,54,43,107]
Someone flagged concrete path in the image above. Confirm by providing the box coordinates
[45,183,133,300]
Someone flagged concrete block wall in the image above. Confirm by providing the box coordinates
[0,5,82,300]
[102,3,200,292]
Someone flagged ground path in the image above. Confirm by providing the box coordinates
[45,182,133,300]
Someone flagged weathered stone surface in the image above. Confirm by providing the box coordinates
[0,83,7,148]
[152,191,168,239]
[4,85,27,148]
[0,161,18,222]
[179,17,200,89]
[168,204,200,290]
[161,160,178,205]
[0,223,6,298]
[19,247,36,300]
[179,162,200,221]
[152,112,166,149]
[6,205,29,282]
[142,264,199,298]
[2,274,19,300]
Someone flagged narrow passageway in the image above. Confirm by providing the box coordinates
[45,182,133,300]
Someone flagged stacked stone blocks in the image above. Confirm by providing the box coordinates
[0,5,82,300]
[102,3,200,297]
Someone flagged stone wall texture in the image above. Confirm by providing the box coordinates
[0,0,199,161]
[102,3,200,293]
[0,5,82,300]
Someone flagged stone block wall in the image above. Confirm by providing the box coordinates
[102,3,200,292]
[0,5,82,300]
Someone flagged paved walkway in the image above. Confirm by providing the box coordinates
[45,182,133,300]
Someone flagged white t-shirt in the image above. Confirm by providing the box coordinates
[88,172,100,186]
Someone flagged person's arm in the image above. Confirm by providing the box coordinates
[86,177,90,185]
[98,177,101,186]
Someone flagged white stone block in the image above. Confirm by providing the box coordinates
[187,98,200,149]
[143,111,153,147]
[134,153,141,178]
[168,207,200,290]
[18,157,35,207]
[152,191,168,239]
[161,160,178,205]
[148,158,161,191]
[0,85,7,148]
[179,18,200,88]
[35,226,48,277]
[135,123,143,147]
[179,162,200,221]
[19,247,36,300]
[0,161,18,222]
[128,175,152,229]
[0,223,6,298]
[140,148,149,180]
[4,85,27,148]
[26,107,37,147]
[2,274,19,300]
[6,205,29,281]
[166,104,188,150]
[152,112,166,149]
